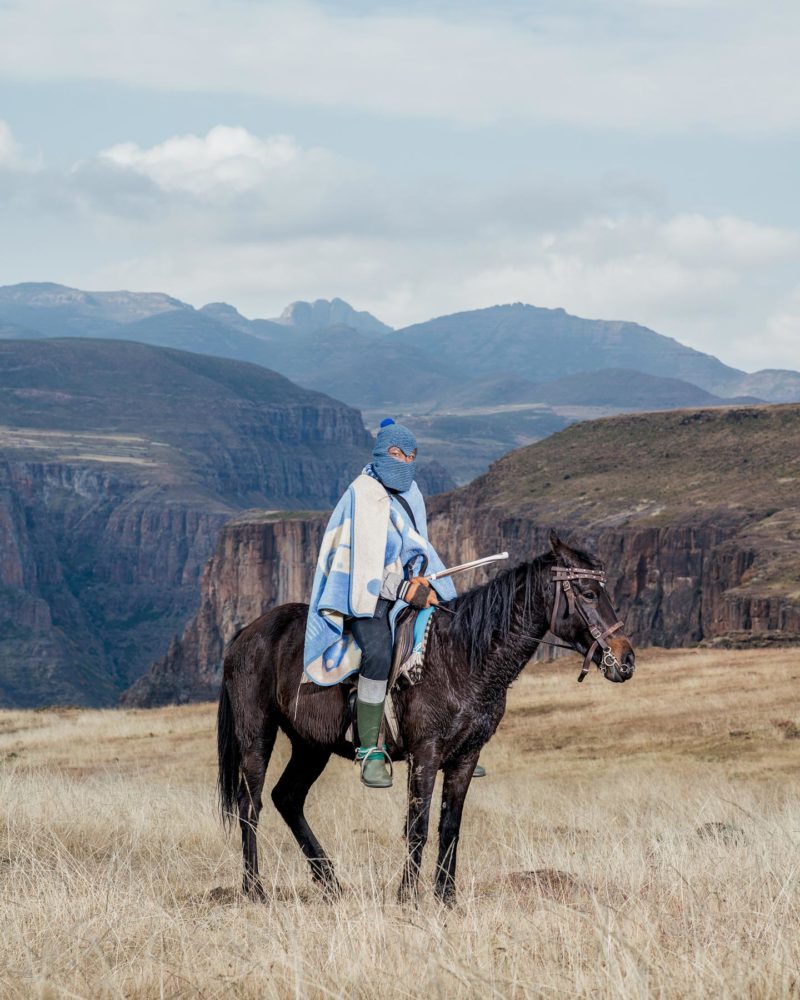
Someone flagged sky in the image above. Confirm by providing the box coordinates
[1,0,799,371]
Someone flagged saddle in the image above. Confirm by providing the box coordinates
[344,604,436,750]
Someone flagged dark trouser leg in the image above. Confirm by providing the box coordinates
[349,599,393,684]
[349,600,393,786]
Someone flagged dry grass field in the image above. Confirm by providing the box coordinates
[1,647,799,999]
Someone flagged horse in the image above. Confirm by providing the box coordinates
[216,530,635,905]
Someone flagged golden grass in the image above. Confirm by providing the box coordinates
[2,647,799,999]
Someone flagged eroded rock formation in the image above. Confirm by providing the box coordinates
[129,405,800,706]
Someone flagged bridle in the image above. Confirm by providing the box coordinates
[548,565,625,682]
[435,556,629,682]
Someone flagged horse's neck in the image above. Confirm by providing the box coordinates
[446,563,553,696]
[482,601,550,692]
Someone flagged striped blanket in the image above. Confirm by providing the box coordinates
[303,468,455,685]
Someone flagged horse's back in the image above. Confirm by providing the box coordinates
[222,602,307,705]
[224,602,308,663]
[222,602,349,747]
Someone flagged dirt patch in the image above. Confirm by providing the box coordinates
[696,821,747,846]
[492,868,596,905]
[774,719,800,740]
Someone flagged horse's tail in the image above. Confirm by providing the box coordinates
[216,682,240,829]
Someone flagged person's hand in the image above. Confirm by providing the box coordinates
[399,576,438,609]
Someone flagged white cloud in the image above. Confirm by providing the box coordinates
[1,1,800,133]
[3,123,799,373]
[99,127,324,197]
[0,120,39,171]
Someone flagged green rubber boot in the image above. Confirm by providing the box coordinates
[356,698,393,788]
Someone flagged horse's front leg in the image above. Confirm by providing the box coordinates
[398,751,439,903]
[434,753,479,905]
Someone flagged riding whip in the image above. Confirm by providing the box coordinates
[428,552,509,580]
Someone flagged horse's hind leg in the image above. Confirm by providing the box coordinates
[271,738,340,895]
[238,717,278,900]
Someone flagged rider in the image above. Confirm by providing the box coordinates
[304,419,485,788]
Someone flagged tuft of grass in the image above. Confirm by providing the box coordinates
[1,647,799,998]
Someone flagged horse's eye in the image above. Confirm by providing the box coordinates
[582,590,597,602]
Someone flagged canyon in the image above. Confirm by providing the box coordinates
[0,339,416,707]
[127,404,800,706]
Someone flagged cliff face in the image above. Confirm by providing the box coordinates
[131,405,800,706]
[123,513,327,706]
[0,339,380,707]
[0,459,232,706]
[125,511,772,708]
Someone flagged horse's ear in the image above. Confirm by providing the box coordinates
[549,529,579,566]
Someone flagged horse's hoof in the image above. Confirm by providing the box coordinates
[243,880,267,903]
[433,887,457,908]
[320,879,343,902]
[397,882,419,905]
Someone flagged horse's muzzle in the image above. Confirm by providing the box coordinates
[602,643,635,682]
[618,649,636,681]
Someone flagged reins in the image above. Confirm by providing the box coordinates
[434,560,626,682]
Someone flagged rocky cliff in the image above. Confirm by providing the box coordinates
[122,511,328,705]
[0,339,380,707]
[131,404,800,706]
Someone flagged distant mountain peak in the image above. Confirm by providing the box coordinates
[0,282,187,323]
[199,301,253,331]
[275,297,393,335]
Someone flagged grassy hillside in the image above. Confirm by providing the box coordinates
[462,403,800,527]
[1,647,798,997]
[0,337,373,501]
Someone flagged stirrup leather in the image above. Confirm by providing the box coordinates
[355,745,394,781]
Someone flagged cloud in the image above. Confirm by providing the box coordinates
[98,127,330,197]
[71,126,369,238]
[3,123,799,372]
[0,120,40,172]
[74,125,662,240]
[1,1,800,133]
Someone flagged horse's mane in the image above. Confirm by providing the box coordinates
[443,544,603,670]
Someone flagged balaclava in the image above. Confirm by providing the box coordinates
[372,418,417,493]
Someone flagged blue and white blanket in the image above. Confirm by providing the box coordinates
[303,467,456,685]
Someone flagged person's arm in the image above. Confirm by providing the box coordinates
[379,567,437,608]
[379,568,404,600]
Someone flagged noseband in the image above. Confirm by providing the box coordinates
[549,566,625,682]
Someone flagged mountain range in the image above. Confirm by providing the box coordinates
[1,282,799,482]
[1,281,798,706]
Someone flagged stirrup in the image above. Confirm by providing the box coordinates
[355,745,394,781]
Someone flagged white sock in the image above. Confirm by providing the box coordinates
[357,676,387,704]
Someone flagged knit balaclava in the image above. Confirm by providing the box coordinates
[372,418,417,492]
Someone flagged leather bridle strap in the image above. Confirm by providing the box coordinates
[577,620,624,683]
[549,566,606,636]
[549,565,624,682]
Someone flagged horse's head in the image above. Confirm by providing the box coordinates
[547,530,635,683]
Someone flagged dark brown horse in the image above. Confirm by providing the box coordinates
[217,531,635,904]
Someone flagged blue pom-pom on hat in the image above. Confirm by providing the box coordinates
[379,417,395,428]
